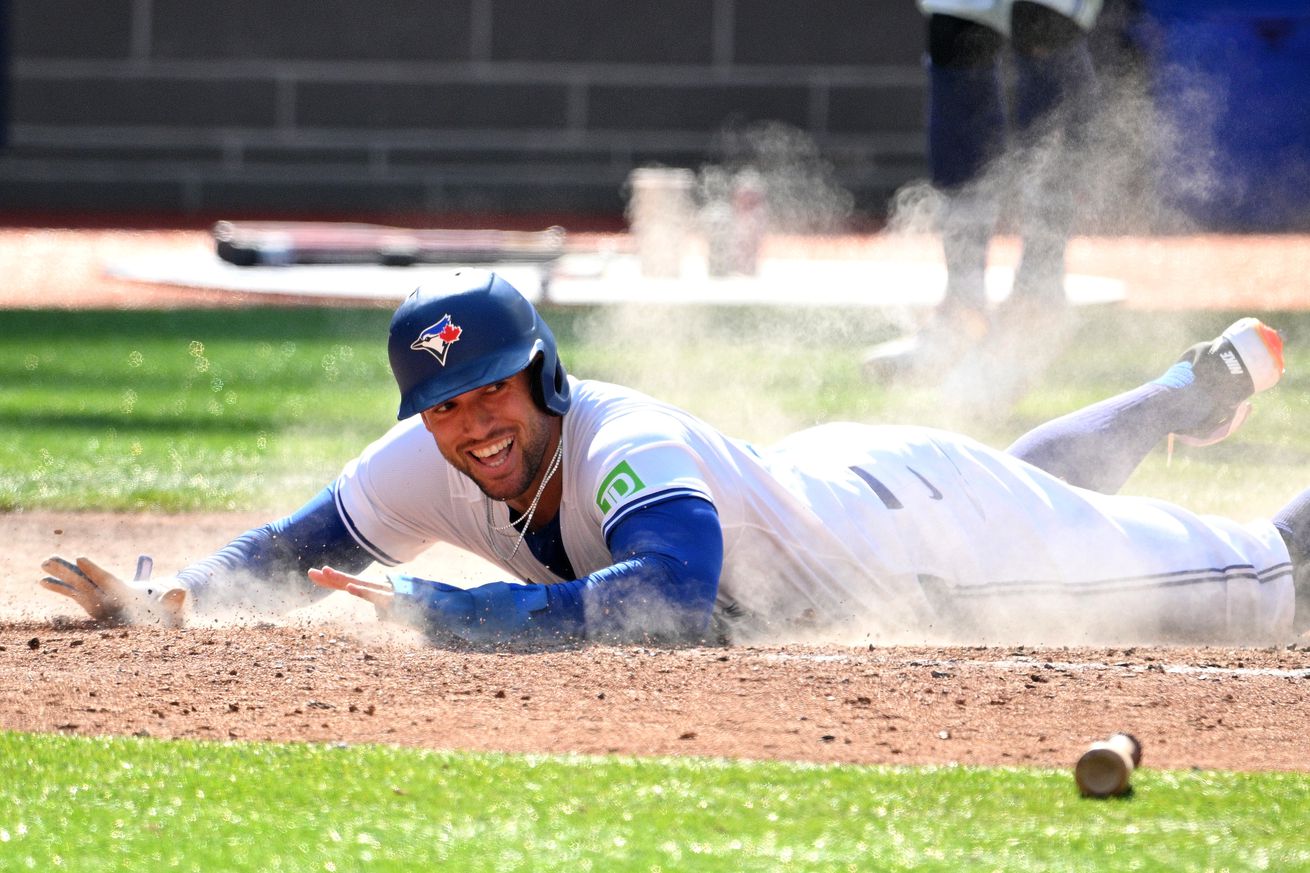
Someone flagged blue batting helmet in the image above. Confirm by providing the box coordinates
[388,270,571,420]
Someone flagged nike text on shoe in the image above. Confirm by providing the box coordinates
[1173,317,1285,447]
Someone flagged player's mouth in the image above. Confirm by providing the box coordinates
[468,435,514,469]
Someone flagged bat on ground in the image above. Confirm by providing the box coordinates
[213,221,566,267]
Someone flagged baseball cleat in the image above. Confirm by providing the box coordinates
[1172,317,1285,447]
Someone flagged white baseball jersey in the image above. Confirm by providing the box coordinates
[333,377,1293,645]
[917,0,1102,37]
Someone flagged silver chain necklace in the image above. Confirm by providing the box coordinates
[484,436,564,562]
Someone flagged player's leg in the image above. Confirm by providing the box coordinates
[864,12,1005,381]
[1007,1,1101,306]
[1272,491,1310,631]
[1006,317,1284,493]
[903,426,1293,644]
[932,1,1108,411]
[928,13,1006,315]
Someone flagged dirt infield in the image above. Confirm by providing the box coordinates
[4,228,1310,775]
[5,512,1310,772]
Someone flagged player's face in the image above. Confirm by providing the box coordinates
[419,370,559,509]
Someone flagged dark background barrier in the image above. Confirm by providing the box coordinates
[0,1,1305,229]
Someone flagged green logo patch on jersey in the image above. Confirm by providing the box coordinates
[596,460,647,513]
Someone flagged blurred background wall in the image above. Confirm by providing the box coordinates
[0,0,1304,229]
[0,0,925,222]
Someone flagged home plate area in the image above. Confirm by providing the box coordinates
[104,242,1126,310]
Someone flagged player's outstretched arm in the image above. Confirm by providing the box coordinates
[310,495,724,647]
[175,484,374,609]
[39,555,187,627]
[310,566,548,644]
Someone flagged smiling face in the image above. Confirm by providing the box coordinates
[419,370,561,512]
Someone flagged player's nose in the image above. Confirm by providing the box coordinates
[459,397,499,436]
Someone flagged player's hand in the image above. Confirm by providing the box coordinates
[310,567,546,644]
[39,555,187,627]
[308,566,396,620]
[308,566,465,629]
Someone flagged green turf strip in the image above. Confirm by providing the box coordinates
[2,731,1308,872]
[0,308,396,511]
[4,306,1310,515]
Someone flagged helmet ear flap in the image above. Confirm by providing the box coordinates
[528,352,570,416]
[527,355,548,410]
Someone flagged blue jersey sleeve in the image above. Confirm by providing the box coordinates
[176,484,372,606]
[446,494,723,644]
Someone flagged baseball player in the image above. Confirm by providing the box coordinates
[40,270,1304,647]
[866,0,1104,380]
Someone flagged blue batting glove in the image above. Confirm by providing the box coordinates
[389,575,549,644]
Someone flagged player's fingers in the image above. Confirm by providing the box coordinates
[349,578,393,594]
[75,556,131,615]
[41,555,91,586]
[313,566,392,594]
[344,582,394,608]
[75,556,127,596]
[39,573,72,589]
[39,574,113,620]
[40,557,114,615]
[39,575,80,599]
[307,567,349,591]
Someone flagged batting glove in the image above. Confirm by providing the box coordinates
[40,554,187,627]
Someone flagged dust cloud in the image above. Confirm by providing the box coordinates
[702,120,855,236]
[886,54,1224,244]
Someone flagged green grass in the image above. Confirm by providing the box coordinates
[3,731,1308,873]
[6,304,1309,516]
[0,308,397,510]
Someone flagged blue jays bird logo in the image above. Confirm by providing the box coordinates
[411,315,463,365]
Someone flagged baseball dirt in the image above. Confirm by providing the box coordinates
[3,228,1310,773]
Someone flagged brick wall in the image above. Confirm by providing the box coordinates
[1,1,928,219]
